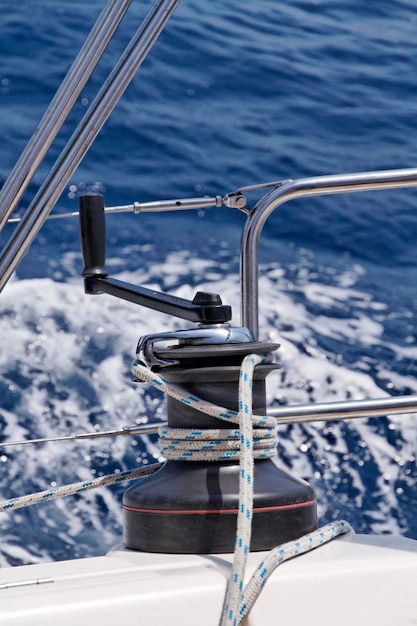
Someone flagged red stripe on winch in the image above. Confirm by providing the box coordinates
[123,498,316,515]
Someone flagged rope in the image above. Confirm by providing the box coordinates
[158,426,275,461]
[132,358,277,462]
[131,360,276,429]
[220,353,261,625]
[238,520,353,623]
[0,464,162,512]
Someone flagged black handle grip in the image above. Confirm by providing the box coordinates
[79,194,108,278]
[78,193,232,323]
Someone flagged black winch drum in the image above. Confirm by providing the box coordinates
[123,342,317,553]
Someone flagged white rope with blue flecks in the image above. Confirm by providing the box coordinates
[238,519,352,623]
[158,426,275,461]
[219,353,260,626]
[0,463,162,512]
[131,359,277,430]
[0,354,354,626]
[132,356,278,463]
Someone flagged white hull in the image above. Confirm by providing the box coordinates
[1,533,416,625]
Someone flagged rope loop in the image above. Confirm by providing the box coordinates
[131,360,277,429]
[158,426,276,461]
[132,356,277,463]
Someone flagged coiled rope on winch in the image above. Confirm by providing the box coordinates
[132,355,278,462]
[0,354,353,625]
[158,425,275,461]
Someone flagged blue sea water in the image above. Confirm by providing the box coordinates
[0,0,416,565]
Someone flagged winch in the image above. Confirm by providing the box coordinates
[79,193,317,553]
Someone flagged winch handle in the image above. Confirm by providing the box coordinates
[78,194,232,324]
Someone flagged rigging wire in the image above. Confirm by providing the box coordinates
[2,391,416,449]
[0,423,161,448]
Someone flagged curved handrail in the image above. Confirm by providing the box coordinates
[240,167,417,337]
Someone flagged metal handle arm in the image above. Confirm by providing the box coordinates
[84,276,232,323]
[79,194,231,324]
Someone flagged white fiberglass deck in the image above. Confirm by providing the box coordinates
[0,533,416,625]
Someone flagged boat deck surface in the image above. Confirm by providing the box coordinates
[1,533,416,625]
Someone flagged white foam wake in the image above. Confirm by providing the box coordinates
[0,251,415,566]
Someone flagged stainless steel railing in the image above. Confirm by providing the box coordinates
[238,168,417,425]
[0,0,134,233]
[240,167,417,338]
[0,0,180,292]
